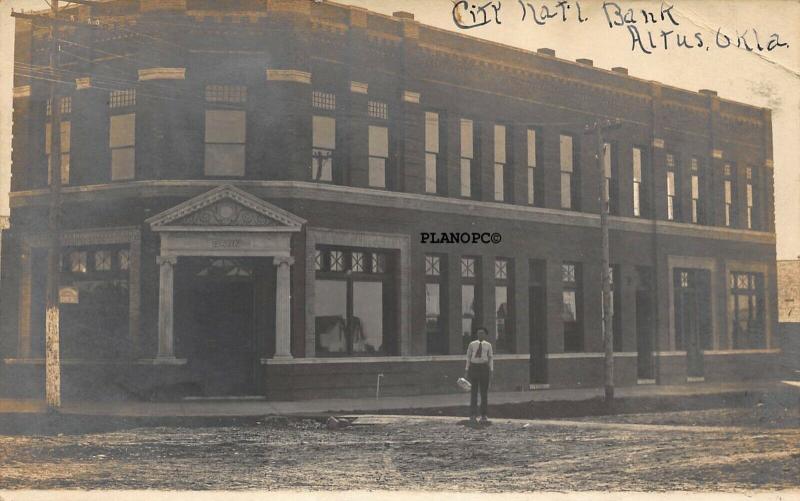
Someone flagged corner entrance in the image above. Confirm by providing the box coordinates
[175,258,262,395]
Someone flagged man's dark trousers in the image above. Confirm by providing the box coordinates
[468,363,490,417]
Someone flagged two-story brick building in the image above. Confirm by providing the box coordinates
[0,0,780,400]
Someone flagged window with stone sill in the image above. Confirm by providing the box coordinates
[368,125,388,189]
[312,115,336,183]
[45,121,70,185]
[425,111,440,194]
[204,85,247,177]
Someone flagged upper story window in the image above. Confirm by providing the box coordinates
[368,125,388,189]
[424,111,439,194]
[666,153,679,221]
[45,120,70,185]
[723,163,735,227]
[312,90,336,183]
[690,157,703,224]
[603,143,614,213]
[109,89,136,182]
[526,129,537,206]
[746,166,756,229]
[493,124,506,202]
[45,96,71,185]
[460,119,474,198]
[204,85,247,177]
[632,147,644,217]
[559,134,575,209]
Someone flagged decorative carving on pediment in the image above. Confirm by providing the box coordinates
[146,185,306,231]
[173,201,277,227]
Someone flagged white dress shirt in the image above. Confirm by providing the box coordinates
[465,339,494,371]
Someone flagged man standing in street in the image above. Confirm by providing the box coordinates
[464,326,493,424]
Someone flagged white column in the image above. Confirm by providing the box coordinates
[274,256,294,359]
[156,255,177,359]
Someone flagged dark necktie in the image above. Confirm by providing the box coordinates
[476,341,483,358]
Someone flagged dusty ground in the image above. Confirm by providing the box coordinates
[0,408,798,491]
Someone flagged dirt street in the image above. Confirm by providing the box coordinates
[0,410,798,491]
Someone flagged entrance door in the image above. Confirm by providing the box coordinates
[674,268,711,378]
[176,258,256,395]
[529,285,547,384]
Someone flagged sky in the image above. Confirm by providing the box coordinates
[0,0,797,259]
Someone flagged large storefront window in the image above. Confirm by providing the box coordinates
[495,258,514,353]
[314,247,394,356]
[461,256,481,349]
[425,254,447,355]
[562,262,582,352]
[60,245,131,358]
[730,272,765,349]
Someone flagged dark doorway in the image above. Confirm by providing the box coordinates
[175,257,258,395]
[528,259,547,384]
[635,266,655,380]
[529,285,548,384]
[674,268,711,378]
[636,290,654,379]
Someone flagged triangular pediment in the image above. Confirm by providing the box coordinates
[146,185,305,232]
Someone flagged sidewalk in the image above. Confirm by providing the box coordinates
[0,380,791,418]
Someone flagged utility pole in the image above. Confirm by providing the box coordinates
[45,0,63,411]
[585,118,621,403]
[12,1,113,412]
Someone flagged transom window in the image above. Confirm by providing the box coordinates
[205,84,247,103]
[562,263,576,283]
[312,90,336,110]
[94,250,112,271]
[368,100,388,119]
[62,246,131,275]
[461,257,476,279]
[118,249,130,271]
[425,255,441,277]
[109,89,136,109]
[315,248,387,274]
[69,251,87,274]
[495,258,508,280]
[46,96,72,115]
